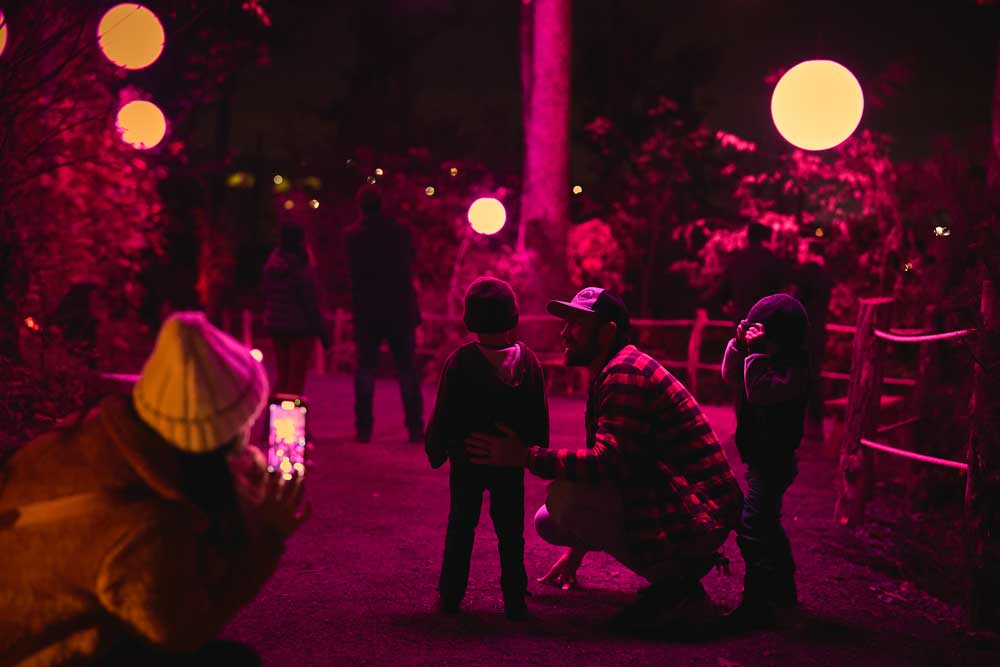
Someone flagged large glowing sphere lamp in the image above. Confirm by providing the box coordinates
[116,100,166,149]
[98,4,165,70]
[771,60,864,151]
[468,197,506,235]
[0,11,8,58]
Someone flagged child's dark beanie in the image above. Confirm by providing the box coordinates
[464,277,519,333]
[747,294,809,351]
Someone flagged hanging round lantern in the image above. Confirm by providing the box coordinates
[467,198,506,235]
[97,4,165,70]
[116,100,166,149]
[771,60,864,151]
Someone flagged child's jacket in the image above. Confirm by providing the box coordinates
[425,342,549,468]
[721,294,810,466]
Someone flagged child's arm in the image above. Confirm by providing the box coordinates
[721,338,747,386]
[425,352,460,469]
[743,354,807,406]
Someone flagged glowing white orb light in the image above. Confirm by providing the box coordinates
[116,100,166,149]
[250,348,264,362]
[0,11,8,59]
[97,4,165,70]
[467,197,506,235]
[771,60,864,151]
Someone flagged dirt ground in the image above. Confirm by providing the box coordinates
[222,375,1000,667]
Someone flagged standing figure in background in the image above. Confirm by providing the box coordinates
[346,185,424,443]
[714,222,790,323]
[50,282,101,368]
[791,241,833,444]
[262,223,330,396]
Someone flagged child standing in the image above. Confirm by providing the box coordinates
[721,293,810,630]
[425,277,549,620]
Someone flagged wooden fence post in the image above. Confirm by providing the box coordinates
[687,308,708,397]
[965,280,1000,632]
[835,297,893,526]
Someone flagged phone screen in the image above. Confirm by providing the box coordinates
[267,397,308,479]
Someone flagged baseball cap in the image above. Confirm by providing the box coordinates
[547,287,630,332]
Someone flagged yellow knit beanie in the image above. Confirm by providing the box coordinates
[133,311,269,452]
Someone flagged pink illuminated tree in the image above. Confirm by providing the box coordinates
[519,0,571,307]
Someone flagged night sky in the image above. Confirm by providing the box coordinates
[206,0,999,172]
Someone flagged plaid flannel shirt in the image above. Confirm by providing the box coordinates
[527,345,743,567]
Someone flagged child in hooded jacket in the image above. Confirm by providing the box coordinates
[425,277,549,620]
[721,293,810,629]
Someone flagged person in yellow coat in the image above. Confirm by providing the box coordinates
[0,311,310,666]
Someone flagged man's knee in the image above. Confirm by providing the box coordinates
[534,504,576,547]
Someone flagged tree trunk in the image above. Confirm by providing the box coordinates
[964,281,1000,633]
[518,0,571,306]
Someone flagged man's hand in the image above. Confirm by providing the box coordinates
[538,547,586,590]
[465,423,528,467]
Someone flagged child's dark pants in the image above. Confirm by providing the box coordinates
[439,463,526,609]
[736,459,798,608]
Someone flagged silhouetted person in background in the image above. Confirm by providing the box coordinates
[791,241,833,443]
[346,186,424,443]
[715,222,789,323]
[50,282,101,368]
[262,223,330,396]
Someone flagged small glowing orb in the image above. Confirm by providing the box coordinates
[24,316,40,331]
[281,400,296,410]
[468,197,506,235]
[283,200,294,210]
[115,100,166,149]
[293,462,305,474]
[933,226,951,237]
[903,262,913,272]
[366,176,377,185]
[374,167,384,176]
[814,227,824,238]
[771,60,864,151]
[227,172,255,188]
[309,199,320,209]
[250,348,264,362]
[572,185,583,195]
[0,12,8,59]
[424,186,435,196]
[449,167,459,177]
[97,4,165,70]
[273,174,284,185]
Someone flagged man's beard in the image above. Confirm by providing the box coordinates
[564,331,601,367]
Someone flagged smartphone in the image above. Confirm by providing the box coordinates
[266,394,308,480]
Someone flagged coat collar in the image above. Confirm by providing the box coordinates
[99,394,188,504]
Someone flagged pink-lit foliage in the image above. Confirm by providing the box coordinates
[567,218,625,295]
[0,1,167,357]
